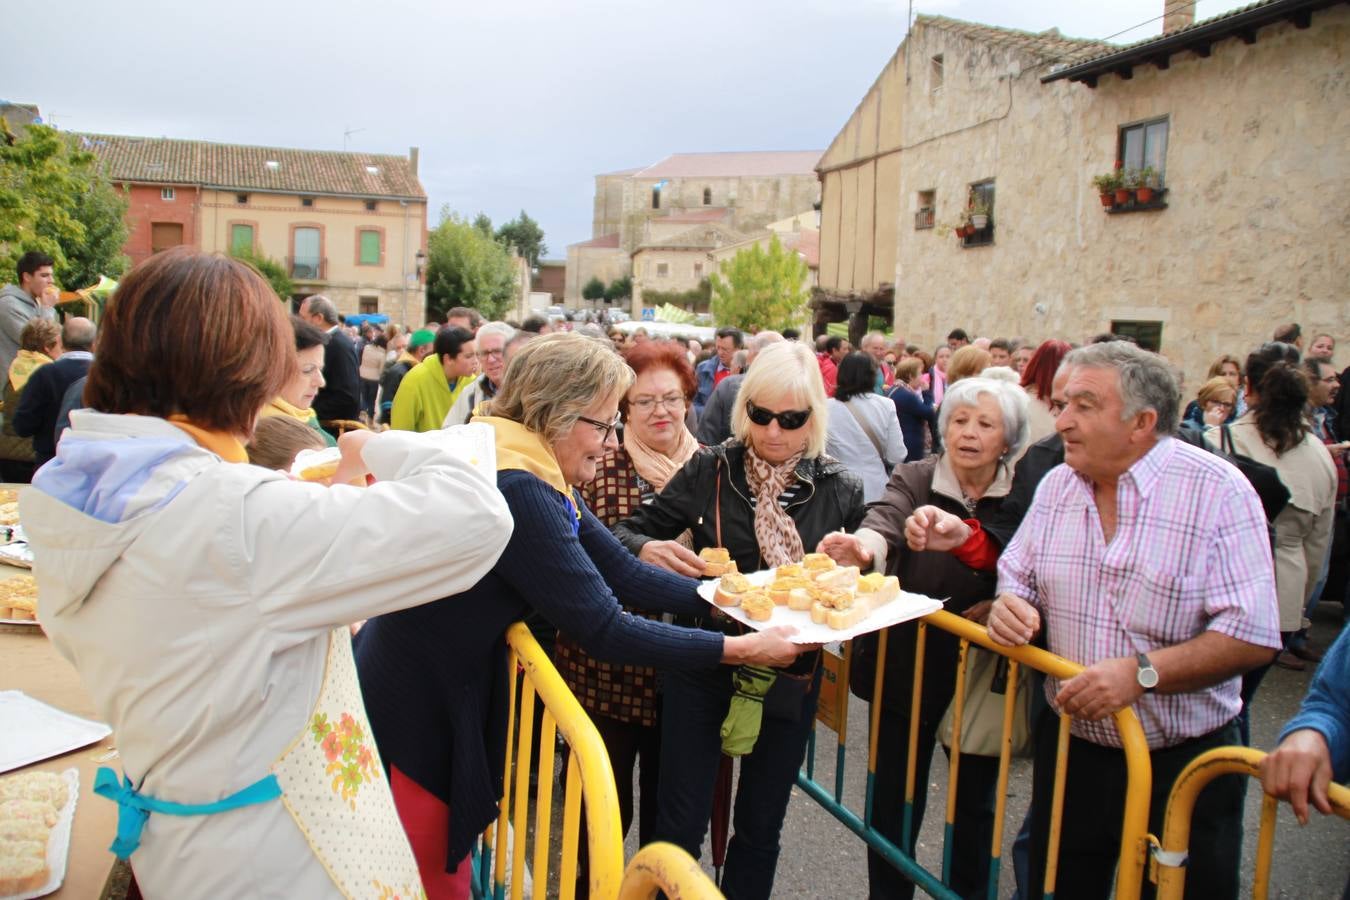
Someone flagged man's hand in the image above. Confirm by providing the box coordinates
[988,593,1040,646]
[38,285,59,309]
[904,505,972,552]
[638,540,707,578]
[1054,657,1143,721]
[816,532,873,569]
[1260,729,1334,825]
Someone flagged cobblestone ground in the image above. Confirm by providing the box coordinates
[605,606,1350,899]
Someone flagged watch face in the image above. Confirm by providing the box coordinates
[1138,665,1159,689]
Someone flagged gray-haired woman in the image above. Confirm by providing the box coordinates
[818,375,1029,900]
[354,333,805,896]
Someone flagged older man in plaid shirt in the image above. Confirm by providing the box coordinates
[989,342,1281,900]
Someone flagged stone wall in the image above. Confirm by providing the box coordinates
[887,11,1350,384]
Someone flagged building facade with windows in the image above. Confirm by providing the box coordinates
[77,134,429,324]
[817,1,1350,381]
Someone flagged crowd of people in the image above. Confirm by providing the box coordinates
[3,246,1347,900]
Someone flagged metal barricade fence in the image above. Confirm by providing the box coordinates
[1155,746,1350,900]
[474,621,626,900]
[474,623,725,900]
[798,608,1153,900]
[617,842,726,900]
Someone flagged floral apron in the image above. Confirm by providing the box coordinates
[96,628,424,899]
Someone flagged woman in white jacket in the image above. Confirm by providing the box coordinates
[826,352,906,502]
[22,248,513,899]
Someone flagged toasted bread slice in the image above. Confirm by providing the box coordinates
[767,576,811,605]
[802,552,835,571]
[703,559,739,577]
[713,572,753,607]
[827,603,873,630]
[699,547,730,563]
[0,799,57,828]
[740,592,775,622]
[787,587,815,611]
[814,565,861,591]
[809,601,830,625]
[0,851,47,895]
[857,574,901,606]
[774,562,804,579]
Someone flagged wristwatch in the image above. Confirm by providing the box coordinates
[1136,653,1159,692]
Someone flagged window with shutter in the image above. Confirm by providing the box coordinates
[359,230,381,265]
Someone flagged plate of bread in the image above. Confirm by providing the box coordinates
[0,576,38,626]
[696,551,944,643]
[0,768,77,898]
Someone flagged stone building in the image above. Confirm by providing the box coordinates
[817,0,1350,382]
[566,150,823,309]
[631,222,746,314]
[78,134,429,325]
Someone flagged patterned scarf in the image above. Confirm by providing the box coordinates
[625,423,700,549]
[744,444,804,567]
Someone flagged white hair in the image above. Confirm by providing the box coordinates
[937,376,1030,462]
[981,365,1020,384]
[476,321,516,345]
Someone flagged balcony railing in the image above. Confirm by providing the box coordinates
[286,256,327,280]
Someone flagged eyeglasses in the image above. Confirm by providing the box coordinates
[1319,375,1339,384]
[630,394,686,413]
[475,348,504,360]
[745,400,811,431]
[577,413,622,442]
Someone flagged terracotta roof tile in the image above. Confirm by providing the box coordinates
[916,14,1113,64]
[74,133,425,200]
[570,233,622,249]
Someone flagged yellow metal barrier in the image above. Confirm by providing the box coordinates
[481,622,626,900]
[1155,746,1350,900]
[617,842,724,900]
[800,608,1153,899]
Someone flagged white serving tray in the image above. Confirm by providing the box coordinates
[695,569,944,643]
[0,692,112,774]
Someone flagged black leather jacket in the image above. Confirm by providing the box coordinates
[613,440,866,576]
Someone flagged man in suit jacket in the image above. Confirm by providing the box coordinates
[299,295,360,432]
[14,317,96,467]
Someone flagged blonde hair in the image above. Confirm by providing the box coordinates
[947,345,992,384]
[487,332,634,444]
[247,415,326,471]
[19,318,60,353]
[730,340,829,458]
[1196,376,1237,407]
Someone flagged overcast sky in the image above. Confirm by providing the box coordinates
[6,0,1246,255]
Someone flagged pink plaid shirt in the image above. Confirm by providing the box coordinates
[998,437,1280,749]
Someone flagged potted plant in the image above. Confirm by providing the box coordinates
[969,198,991,230]
[1133,166,1158,203]
[1092,171,1121,207]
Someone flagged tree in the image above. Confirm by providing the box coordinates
[582,276,606,303]
[604,274,632,304]
[0,124,129,289]
[231,247,294,302]
[425,207,517,321]
[709,235,809,332]
[495,210,547,268]
[471,212,494,237]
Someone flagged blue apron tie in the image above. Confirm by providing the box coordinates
[93,767,283,859]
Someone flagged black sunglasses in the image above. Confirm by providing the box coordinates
[745,400,811,431]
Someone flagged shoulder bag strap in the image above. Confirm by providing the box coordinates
[842,398,888,461]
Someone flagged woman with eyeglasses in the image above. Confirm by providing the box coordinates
[613,340,865,900]
[551,339,701,890]
[354,333,806,898]
[257,315,337,446]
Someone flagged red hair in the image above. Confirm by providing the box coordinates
[620,340,697,418]
[1019,339,1072,400]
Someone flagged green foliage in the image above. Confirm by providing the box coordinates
[643,277,710,311]
[709,235,809,332]
[604,274,632,303]
[582,276,606,302]
[494,210,547,268]
[0,124,129,289]
[426,207,516,321]
[230,247,294,301]
[471,213,494,237]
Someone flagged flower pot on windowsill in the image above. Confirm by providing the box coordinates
[1136,186,1154,203]
[1114,188,1132,205]
[970,214,989,229]
[1099,192,1114,208]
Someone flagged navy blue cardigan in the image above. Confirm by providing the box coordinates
[354,469,723,870]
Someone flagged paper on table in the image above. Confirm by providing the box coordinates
[0,541,33,569]
[3,768,79,900]
[0,692,112,773]
[696,570,945,643]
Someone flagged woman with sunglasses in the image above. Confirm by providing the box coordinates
[354,333,805,898]
[553,338,701,888]
[613,340,865,900]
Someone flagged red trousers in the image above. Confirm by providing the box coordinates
[390,766,472,900]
